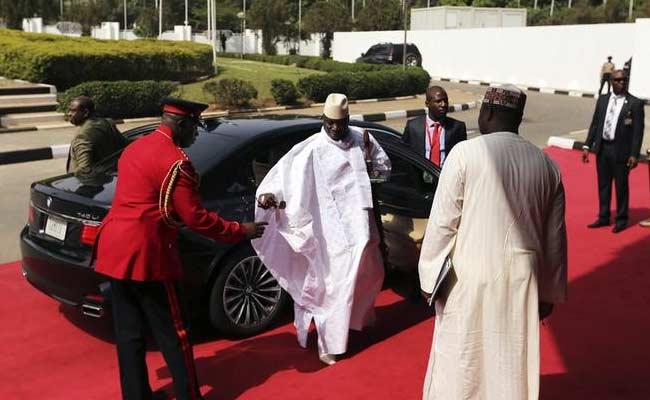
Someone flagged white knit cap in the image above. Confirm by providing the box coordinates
[323,93,349,119]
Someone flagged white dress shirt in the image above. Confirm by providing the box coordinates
[602,93,626,140]
[425,115,446,165]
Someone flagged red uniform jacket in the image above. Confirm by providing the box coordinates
[94,125,247,281]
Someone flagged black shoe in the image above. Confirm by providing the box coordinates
[612,224,627,233]
[587,219,610,228]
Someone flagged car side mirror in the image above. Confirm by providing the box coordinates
[361,52,365,57]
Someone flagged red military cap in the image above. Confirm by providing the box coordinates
[161,96,209,119]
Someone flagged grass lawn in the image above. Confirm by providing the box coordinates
[176,57,325,108]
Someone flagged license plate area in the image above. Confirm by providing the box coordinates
[45,216,68,241]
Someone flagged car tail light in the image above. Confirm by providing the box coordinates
[28,204,35,225]
[80,223,100,246]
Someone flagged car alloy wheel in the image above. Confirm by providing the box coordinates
[222,255,283,327]
[405,54,419,67]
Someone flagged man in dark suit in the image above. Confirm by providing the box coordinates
[403,86,467,167]
[582,69,645,233]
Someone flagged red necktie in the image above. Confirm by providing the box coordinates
[428,122,441,166]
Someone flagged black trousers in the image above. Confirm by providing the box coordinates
[109,279,202,400]
[596,142,630,225]
[599,73,611,95]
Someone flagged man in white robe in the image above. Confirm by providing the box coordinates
[419,85,568,399]
[252,93,391,365]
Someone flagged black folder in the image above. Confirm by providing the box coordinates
[427,256,453,307]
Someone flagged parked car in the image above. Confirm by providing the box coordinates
[356,43,423,67]
[20,116,439,337]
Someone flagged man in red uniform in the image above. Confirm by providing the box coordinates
[94,97,267,400]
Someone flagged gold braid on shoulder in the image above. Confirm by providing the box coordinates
[159,160,185,227]
[178,161,200,189]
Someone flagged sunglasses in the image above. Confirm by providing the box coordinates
[612,78,628,82]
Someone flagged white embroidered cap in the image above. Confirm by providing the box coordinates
[323,93,349,120]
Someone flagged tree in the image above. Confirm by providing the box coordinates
[134,5,158,37]
[356,0,402,31]
[302,0,351,58]
[191,0,240,32]
[62,0,120,35]
[247,0,290,54]
[0,0,59,29]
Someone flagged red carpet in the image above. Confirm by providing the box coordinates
[1,147,649,399]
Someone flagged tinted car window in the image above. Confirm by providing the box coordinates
[200,130,315,203]
[366,45,390,56]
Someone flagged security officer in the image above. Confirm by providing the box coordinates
[66,96,128,178]
[94,97,267,400]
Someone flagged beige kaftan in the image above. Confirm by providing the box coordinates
[419,132,568,400]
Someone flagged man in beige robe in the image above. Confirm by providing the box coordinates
[418,85,568,400]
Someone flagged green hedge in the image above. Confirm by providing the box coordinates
[298,68,431,102]
[219,53,398,73]
[0,29,212,90]
[270,79,299,105]
[203,79,258,109]
[59,80,178,119]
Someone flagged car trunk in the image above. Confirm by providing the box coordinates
[27,173,115,265]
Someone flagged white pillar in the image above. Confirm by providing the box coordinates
[629,19,650,99]
[207,0,212,42]
[159,0,163,38]
[298,0,302,54]
[628,0,634,20]
[550,0,555,16]
[211,0,218,72]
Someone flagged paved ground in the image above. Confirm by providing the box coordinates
[2,81,649,263]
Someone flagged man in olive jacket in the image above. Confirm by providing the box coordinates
[66,96,127,177]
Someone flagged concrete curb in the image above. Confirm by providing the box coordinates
[546,136,649,163]
[0,100,480,165]
[0,144,69,166]
[0,76,57,94]
[0,95,480,135]
[433,77,650,105]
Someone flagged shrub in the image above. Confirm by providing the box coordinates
[270,79,299,105]
[0,29,212,90]
[58,80,178,119]
[218,53,397,73]
[298,68,430,102]
[203,79,258,108]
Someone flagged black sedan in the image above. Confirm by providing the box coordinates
[20,115,439,337]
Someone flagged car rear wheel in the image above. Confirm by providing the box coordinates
[208,246,288,337]
[405,53,421,67]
